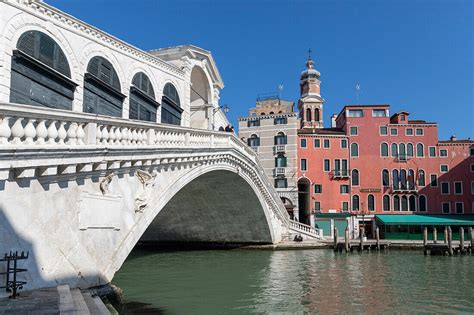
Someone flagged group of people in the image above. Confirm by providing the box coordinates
[224,125,235,132]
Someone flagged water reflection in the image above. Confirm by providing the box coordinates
[113,249,474,314]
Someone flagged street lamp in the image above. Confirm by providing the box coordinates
[212,104,230,130]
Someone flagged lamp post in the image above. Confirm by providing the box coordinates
[212,104,230,130]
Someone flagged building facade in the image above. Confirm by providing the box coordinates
[238,96,299,219]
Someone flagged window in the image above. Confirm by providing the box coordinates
[416,128,424,136]
[300,138,307,148]
[409,196,416,212]
[442,202,450,214]
[276,154,287,167]
[248,134,260,147]
[400,170,407,190]
[430,174,438,187]
[418,170,425,186]
[368,195,375,211]
[248,119,260,127]
[391,143,398,158]
[419,195,427,212]
[161,83,182,125]
[314,139,320,148]
[372,109,387,117]
[340,185,349,194]
[440,164,448,173]
[275,178,287,188]
[393,195,400,211]
[471,148,474,156]
[400,115,405,121]
[408,169,415,190]
[416,143,424,157]
[472,181,474,194]
[441,182,450,194]
[382,169,390,186]
[341,139,347,148]
[351,169,359,186]
[352,195,360,211]
[323,159,330,172]
[323,139,330,148]
[342,202,349,212]
[314,108,320,121]
[407,143,414,157]
[429,147,436,157]
[306,108,312,121]
[274,132,287,145]
[401,196,408,211]
[390,128,398,136]
[129,72,158,122]
[455,202,464,214]
[383,195,390,211]
[381,143,389,157]
[314,184,322,193]
[471,164,474,172]
[454,182,463,194]
[392,170,400,190]
[440,149,448,157]
[380,126,388,135]
[342,159,348,176]
[315,202,321,211]
[347,109,363,117]
[350,126,358,135]
[406,128,413,136]
[274,117,287,125]
[11,31,75,110]
[350,143,359,157]
[399,143,406,160]
[300,158,307,171]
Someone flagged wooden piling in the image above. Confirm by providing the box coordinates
[433,227,437,244]
[444,227,448,244]
[345,226,349,253]
[448,226,453,256]
[359,227,365,251]
[459,227,464,254]
[333,227,338,251]
[470,227,473,253]
[376,227,380,251]
[423,227,428,246]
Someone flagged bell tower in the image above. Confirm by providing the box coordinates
[298,50,324,129]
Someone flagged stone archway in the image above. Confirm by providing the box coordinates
[190,66,212,129]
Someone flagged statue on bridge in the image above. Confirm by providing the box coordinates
[135,169,158,213]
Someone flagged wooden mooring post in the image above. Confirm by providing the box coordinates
[333,227,338,251]
[444,227,448,244]
[359,227,365,251]
[423,227,428,255]
[433,227,437,244]
[375,227,380,251]
[448,226,453,256]
[459,227,465,254]
[470,227,474,253]
[344,226,350,252]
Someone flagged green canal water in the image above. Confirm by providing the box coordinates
[113,248,474,314]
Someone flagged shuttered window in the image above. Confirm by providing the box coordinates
[83,56,124,117]
[10,31,76,110]
[161,83,182,125]
[129,72,158,122]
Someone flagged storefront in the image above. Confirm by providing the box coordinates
[315,213,351,237]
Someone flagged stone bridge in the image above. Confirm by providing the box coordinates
[0,103,320,292]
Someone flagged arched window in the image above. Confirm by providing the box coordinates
[11,30,76,110]
[351,143,359,157]
[368,194,375,211]
[409,195,416,211]
[269,111,274,115]
[408,169,415,190]
[275,154,287,167]
[416,143,424,157]
[248,134,260,147]
[129,72,158,122]
[407,143,414,157]
[383,195,390,211]
[84,56,124,117]
[400,170,407,190]
[314,108,320,121]
[419,195,427,212]
[306,108,312,121]
[391,143,398,158]
[351,169,359,186]
[274,132,287,145]
[381,143,389,157]
[161,83,182,125]
[399,143,406,160]
[393,195,400,211]
[382,169,390,186]
[392,170,399,190]
[401,196,408,211]
[352,195,360,211]
[418,170,425,186]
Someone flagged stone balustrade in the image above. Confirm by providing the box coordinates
[289,220,322,238]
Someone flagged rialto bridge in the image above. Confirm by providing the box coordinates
[0,0,320,294]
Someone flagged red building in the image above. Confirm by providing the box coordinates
[295,56,474,238]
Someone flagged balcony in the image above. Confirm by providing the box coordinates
[274,167,286,176]
[332,169,350,179]
[394,154,410,162]
[274,145,286,154]
[392,186,417,193]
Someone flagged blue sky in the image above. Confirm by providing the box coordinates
[47,0,473,140]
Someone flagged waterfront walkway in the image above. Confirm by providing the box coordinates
[0,284,110,315]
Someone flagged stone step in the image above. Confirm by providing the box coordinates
[82,291,111,315]
[57,284,75,314]
[71,288,91,315]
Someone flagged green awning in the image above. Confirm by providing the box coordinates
[376,214,474,226]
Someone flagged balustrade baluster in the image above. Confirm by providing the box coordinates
[108,126,116,144]
[0,117,11,145]
[131,129,138,145]
[58,122,67,144]
[66,122,78,145]
[137,129,143,144]
[121,127,129,145]
[23,119,37,145]
[76,123,85,145]
[11,118,24,145]
[96,124,102,144]
[127,129,133,145]
[47,121,58,144]
[115,126,122,144]
[35,120,48,144]
[101,125,109,145]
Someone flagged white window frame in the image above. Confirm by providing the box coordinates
[380,142,389,157]
[390,128,398,136]
[379,126,388,136]
[415,128,424,136]
[416,143,424,158]
[441,202,451,214]
[428,146,436,158]
[341,201,349,212]
[340,139,347,149]
[314,138,321,148]
[314,184,322,194]
[454,181,463,195]
[300,138,307,148]
[405,128,413,136]
[301,158,308,171]
[340,184,349,194]
[430,174,438,187]
[440,164,448,173]
[350,142,359,158]
[382,195,391,212]
[323,139,330,149]
[471,164,474,172]
[440,181,450,195]
[439,149,448,157]
[350,126,358,136]
[323,159,330,172]
[455,202,464,214]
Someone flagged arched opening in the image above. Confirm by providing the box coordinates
[11,30,76,110]
[84,56,124,117]
[274,132,287,145]
[247,134,260,147]
[314,108,320,121]
[129,72,158,122]
[190,67,211,129]
[306,108,312,122]
[161,83,182,125]
[297,178,311,225]
[140,170,273,244]
[280,197,295,219]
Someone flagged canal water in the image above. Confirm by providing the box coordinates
[113,248,474,314]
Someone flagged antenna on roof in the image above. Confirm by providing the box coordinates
[355,83,361,103]
[278,84,284,99]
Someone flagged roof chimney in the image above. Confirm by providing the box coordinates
[331,114,337,128]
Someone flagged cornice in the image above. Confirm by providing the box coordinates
[238,113,298,121]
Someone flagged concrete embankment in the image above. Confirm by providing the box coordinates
[241,239,428,250]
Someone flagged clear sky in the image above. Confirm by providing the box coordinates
[47,0,473,140]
